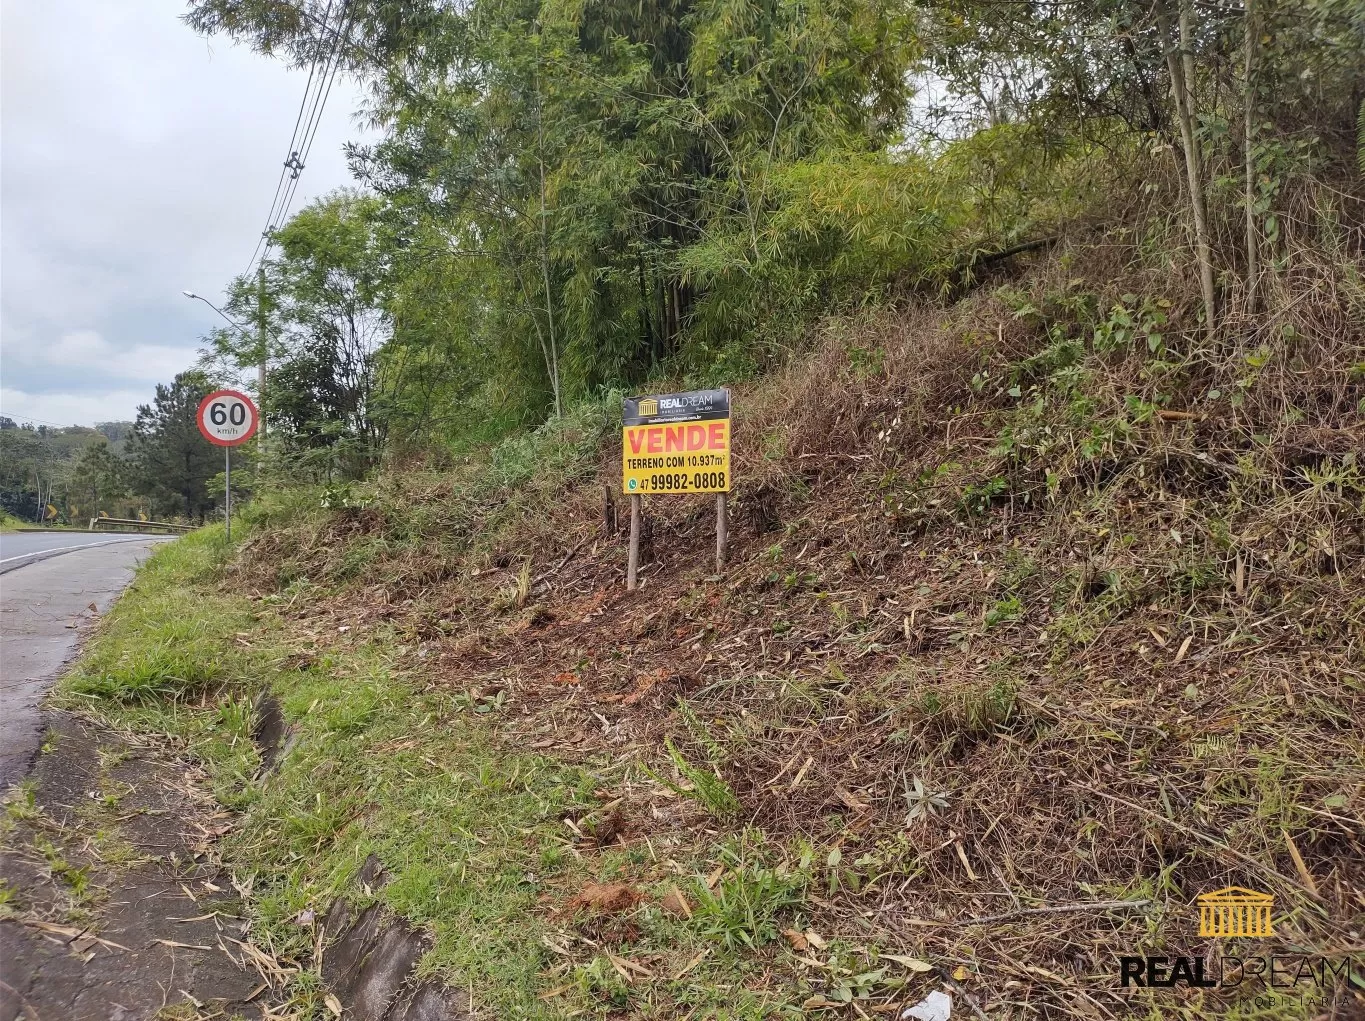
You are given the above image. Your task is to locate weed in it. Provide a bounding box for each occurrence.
[902,777,949,823]
[35,837,91,897]
[653,738,740,816]
[4,782,41,824]
[572,955,631,1008]
[911,678,1018,741]
[984,594,1024,627]
[958,474,1009,517]
[495,560,532,611]
[962,679,1018,733]
[675,700,728,764]
[690,835,808,951]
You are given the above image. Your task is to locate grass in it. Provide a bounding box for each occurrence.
[0,509,65,531]
[56,528,816,1020]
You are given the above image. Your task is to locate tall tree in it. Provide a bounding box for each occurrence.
[1154,0,1215,341]
[69,439,128,518]
[129,371,221,520]
[219,192,389,480]
[188,0,919,409]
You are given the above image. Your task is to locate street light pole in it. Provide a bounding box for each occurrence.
[183,289,267,441]
[256,267,267,444]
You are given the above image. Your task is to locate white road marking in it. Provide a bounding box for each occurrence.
[0,537,158,564]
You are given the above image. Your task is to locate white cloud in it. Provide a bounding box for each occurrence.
[5,330,199,383]
[0,387,156,428]
[0,0,373,425]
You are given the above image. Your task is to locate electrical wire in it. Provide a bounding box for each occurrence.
[248,1,336,269]
[2,415,80,430]
[270,4,352,235]
[240,0,346,281]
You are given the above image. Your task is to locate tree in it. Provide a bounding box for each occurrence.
[128,371,221,520]
[1153,0,1215,341]
[185,0,1364,455]
[220,192,389,481]
[187,0,920,420]
[95,420,135,450]
[69,439,128,518]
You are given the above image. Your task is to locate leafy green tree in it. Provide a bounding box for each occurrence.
[186,0,1363,454]
[0,425,52,519]
[69,439,128,519]
[188,0,923,426]
[218,192,388,481]
[128,371,221,520]
[0,423,122,522]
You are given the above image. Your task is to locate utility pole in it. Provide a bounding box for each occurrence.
[257,265,268,443]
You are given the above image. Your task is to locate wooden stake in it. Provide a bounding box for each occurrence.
[627,494,642,591]
[715,492,728,572]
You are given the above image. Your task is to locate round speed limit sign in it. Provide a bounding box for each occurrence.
[197,389,259,446]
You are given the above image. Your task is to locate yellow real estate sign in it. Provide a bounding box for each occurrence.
[622,388,731,495]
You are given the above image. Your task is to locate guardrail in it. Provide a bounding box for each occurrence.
[88,517,195,534]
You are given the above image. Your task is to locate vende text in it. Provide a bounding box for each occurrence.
[625,423,727,455]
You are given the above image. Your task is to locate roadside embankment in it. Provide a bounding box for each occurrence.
[28,242,1365,1019]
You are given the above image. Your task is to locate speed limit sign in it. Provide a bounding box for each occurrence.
[196,389,259,446]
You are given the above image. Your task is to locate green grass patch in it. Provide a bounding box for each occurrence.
[55,527,808,1019]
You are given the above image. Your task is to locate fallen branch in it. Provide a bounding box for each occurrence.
[901,898,1152,928]
[21,916,131,952]
[532,533,593,588]
[950,898,1151,927]
[935,964,991,1021]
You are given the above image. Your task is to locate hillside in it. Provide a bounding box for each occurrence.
[8,0,1360,1016]
[48,219,1365,1018]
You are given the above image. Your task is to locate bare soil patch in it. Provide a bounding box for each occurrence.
[0,713,263,1020]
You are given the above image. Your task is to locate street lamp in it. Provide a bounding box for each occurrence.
[183,287,267,440]
[183,290,249,331]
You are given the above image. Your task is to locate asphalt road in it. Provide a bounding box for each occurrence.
[0,534,174,786]
[0,530,163,575]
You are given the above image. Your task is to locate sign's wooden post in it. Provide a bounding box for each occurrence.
[715,493,727,571]
[602,484,616,536]
[627,495,642,591]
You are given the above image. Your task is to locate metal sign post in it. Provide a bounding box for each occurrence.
[196,388,259,540]
[224,449,232,541]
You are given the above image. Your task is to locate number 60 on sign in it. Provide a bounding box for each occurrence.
[196,389,259,447]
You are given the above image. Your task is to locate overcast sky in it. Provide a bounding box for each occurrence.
[1,0,370,427]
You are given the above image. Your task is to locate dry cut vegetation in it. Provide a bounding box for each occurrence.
[59,163,1364,1019]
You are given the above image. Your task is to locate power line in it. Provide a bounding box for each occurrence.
[240,6,331,279]
[271,5,351,236]
[240,0,348,281]
[240,43,320,277]
[2,414,83,429]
